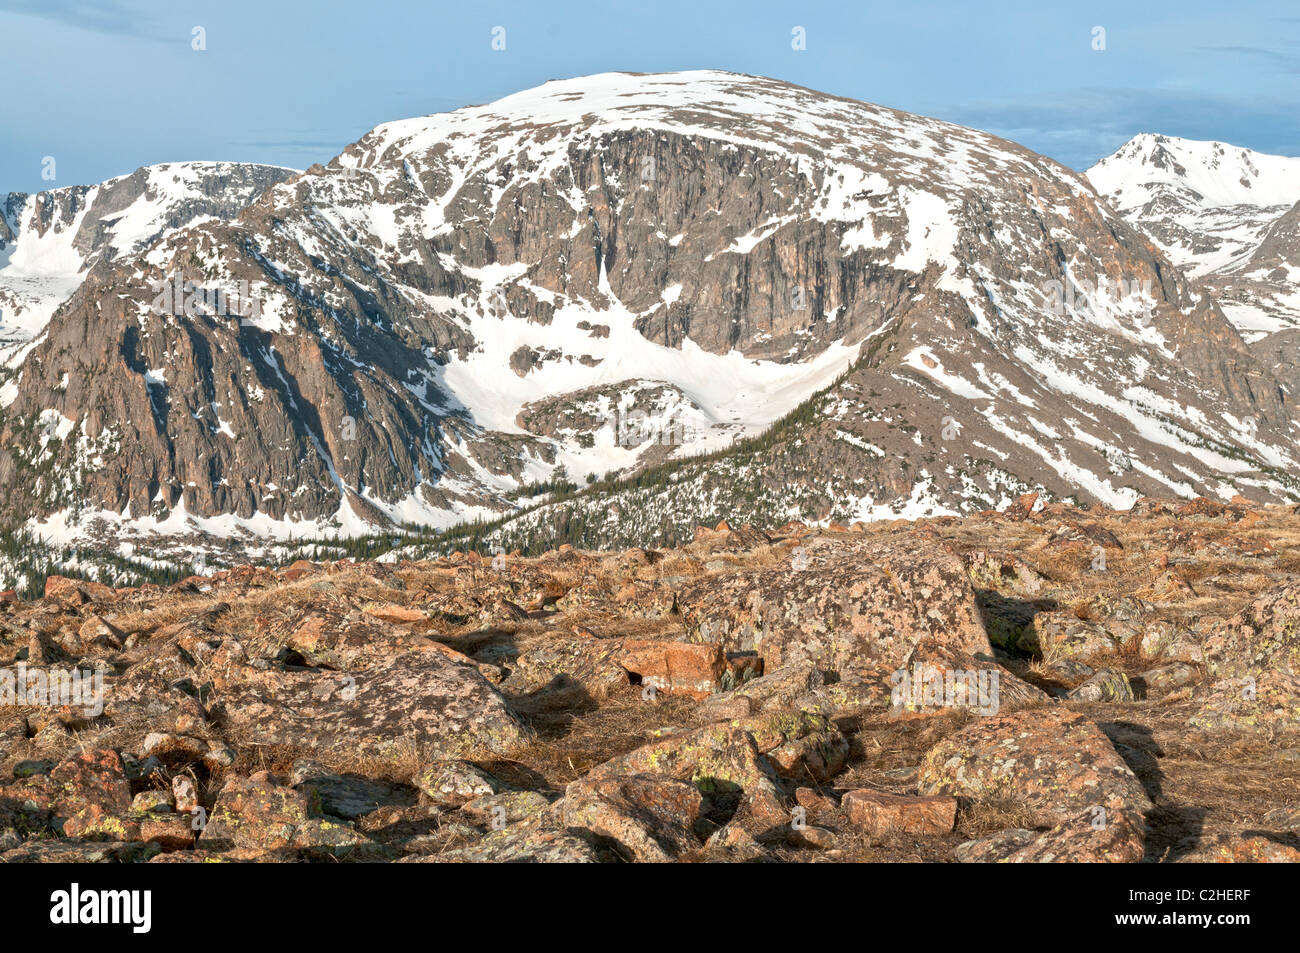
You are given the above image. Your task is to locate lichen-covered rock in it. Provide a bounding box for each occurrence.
[2,748,138,839]
[918,708,1152,825]
[676,535,987,676]
[49,749,133,817]
[197,773,388,860]
[172,775,199,815]
[588,723,787,841]
[1188,670,1300,734]
[102,659,211,732]
[1,497,1298,865]
[1020,613,1121,659]
[678,537,992,675]
[952,827,1037,862]
[428,826,598,863]
[964,550,1045,596]
[0,839,161,863]
[131,790,175,814]
[140,814,197,851]
[1203,583,1300,676]
[289,760,414,819]
[693,660,824,722]
[765,725,850,783]
[1138,621,1205,663]
[1176,832,1300,863]
[461,791,551,828]
[1135,662,1200,694]
[890,642,1046,716]
[955,807,1146,862]
[559,774,703,862]
[797,670,896,716]
[842,788,957,839]
[1067,669,1136,703]
[498,633,631,698]
[279,610,440,668]
[588,723,775,793]
[212,649,532,760]
[414,760,503,807]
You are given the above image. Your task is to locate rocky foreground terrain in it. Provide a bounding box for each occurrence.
[2,493,1299,863]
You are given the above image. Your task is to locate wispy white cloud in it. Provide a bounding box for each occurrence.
[0,0,162,39]
[941,87,1300,171]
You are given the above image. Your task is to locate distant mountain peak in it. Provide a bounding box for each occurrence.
[1088,134,1300,353]
[1088,134,1300,211]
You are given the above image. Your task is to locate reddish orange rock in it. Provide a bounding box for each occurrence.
[725,653,763,683]
[1181,833,1300,863]
[280,559,319,582]
[362,603,430,625]
[1177,496,1227,518]
[141,814,197,851]
[287,615,327,653]
[616,641,726,699]
[794,787,838,813]
[43,575,114,603]
[1007,492,1039,520]
[842,788,957,837]
[43,575,81,601]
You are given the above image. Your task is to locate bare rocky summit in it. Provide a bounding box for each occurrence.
[2,495,1299,863]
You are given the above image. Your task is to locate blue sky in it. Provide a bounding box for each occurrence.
[3,0,1299,192]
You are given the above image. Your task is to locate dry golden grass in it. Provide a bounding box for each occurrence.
[499,685,698,790]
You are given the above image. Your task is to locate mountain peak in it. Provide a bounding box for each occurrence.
[343,70,1040,196]
[1088,133,1300,210]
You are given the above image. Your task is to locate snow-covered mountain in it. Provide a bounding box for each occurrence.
[0,162,297,359]
[1,73,1297,572]
[1088,133,1300,416]
[1087,134,1300,341]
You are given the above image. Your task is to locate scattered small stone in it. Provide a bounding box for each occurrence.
[1067,669,1136,702]
[842,788,957,838]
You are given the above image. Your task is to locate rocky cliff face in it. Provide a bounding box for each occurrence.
[0,162,297,353]
[0,73,1297,564]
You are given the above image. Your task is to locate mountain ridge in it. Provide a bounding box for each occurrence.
[0,161,299,356]
[0,72,1295,585]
